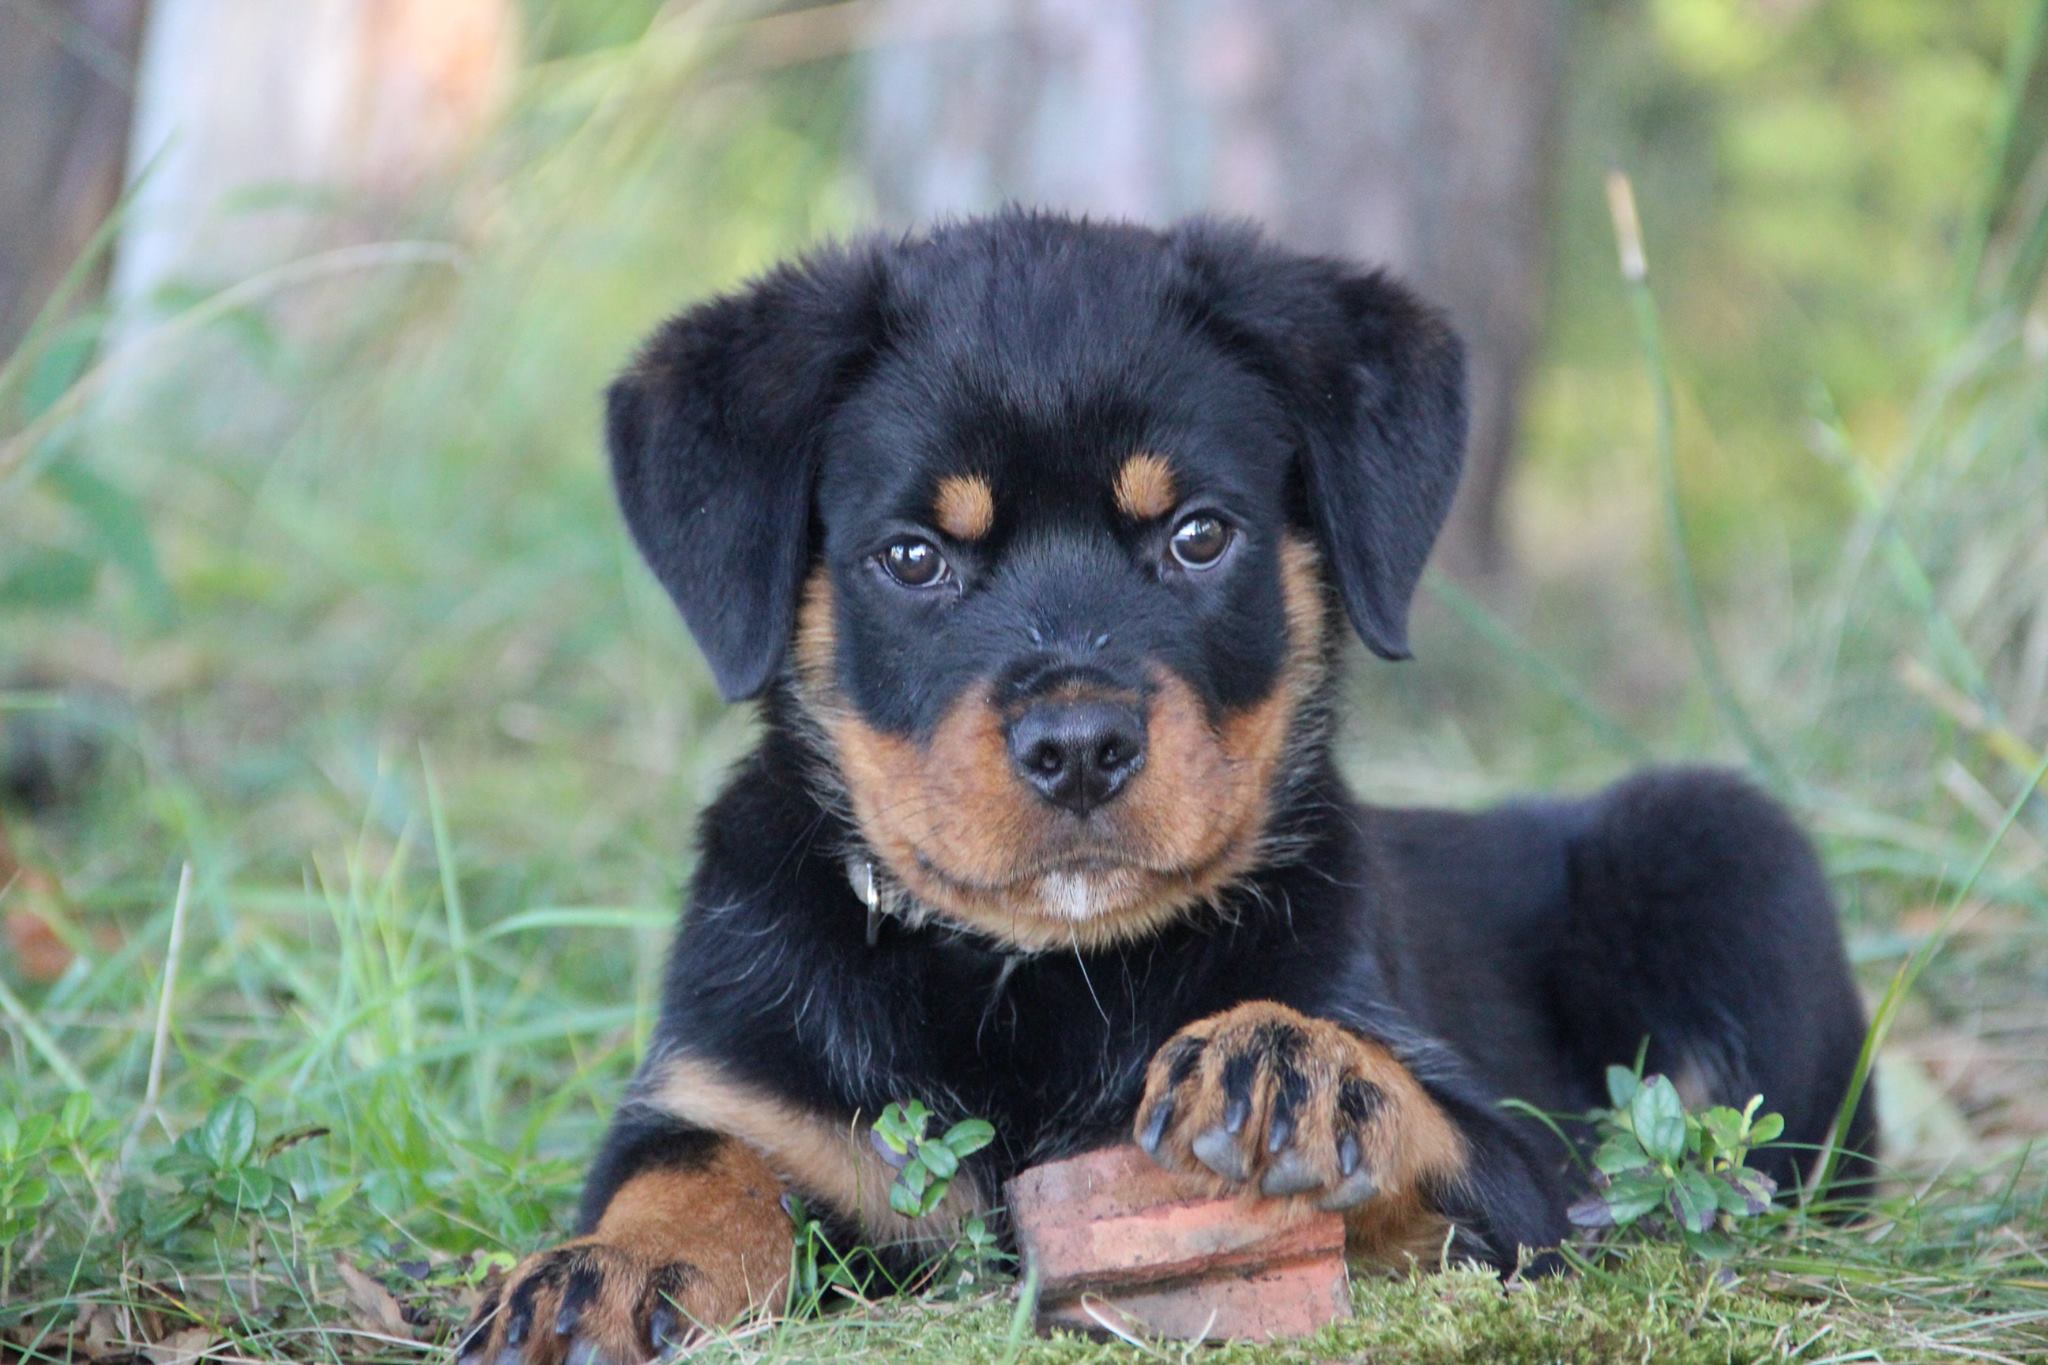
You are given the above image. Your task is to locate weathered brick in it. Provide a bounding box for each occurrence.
[1007,1144,1351,1342]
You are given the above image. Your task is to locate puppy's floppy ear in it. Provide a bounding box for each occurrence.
[607,247,888,700]
[1172,223,1467,660]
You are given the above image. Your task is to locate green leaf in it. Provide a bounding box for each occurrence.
[1670,1169,1720,1234]
[920,1142,959,1180]
[1748,1111,1785,1146]
[0,544,98,613]
[156,1150,213,1185]
[1564,1193,1614,1229]
[941,1119,995,1155]
[1604,1171,1669,1225]
[45,460,176,626]
[59,1092,92,1140]
[1631,1076,1688,1165]
[201,1096,258,1168]
[18,320,97,421]
[1605,1065,1642,1110]
[1717,1165,1777,1216]
[0,1108,18,1154]
[143,1198,204,1243]
[1696,1107,1746,1158]
[1593,1132,1651,1174]
[224,1166,277,1208]
[900,1159,929,1199]
[888,1182,923,1218]
[18,1115,55,1154]
[1686,1229,1739,1260]
[9,1177,51,1210]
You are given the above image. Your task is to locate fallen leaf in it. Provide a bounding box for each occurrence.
[140,1327,214,1365]
[337,1259,413,1338]
[1,818,76,982]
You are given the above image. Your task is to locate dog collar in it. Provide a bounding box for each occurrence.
[846,855,926,946]
[846,856,1029,1020]
[851,857,884,946]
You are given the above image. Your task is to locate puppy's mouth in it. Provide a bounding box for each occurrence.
[914,845,1162,887]
[906,838,1248,929]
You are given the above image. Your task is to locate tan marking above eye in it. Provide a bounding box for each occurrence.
[932,473,995,541]
[1113,452,1178,521]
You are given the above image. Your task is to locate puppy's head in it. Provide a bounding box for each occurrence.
[608,215,1465,950]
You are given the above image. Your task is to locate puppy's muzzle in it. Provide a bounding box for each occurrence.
[1006,698,1146,815]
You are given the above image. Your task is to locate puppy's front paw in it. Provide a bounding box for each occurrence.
[1132,1001,1465,1211]
[455,1142,792,1363]
[454,1240,700,1365]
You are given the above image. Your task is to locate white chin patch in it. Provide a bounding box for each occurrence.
[1038,872,1098,921]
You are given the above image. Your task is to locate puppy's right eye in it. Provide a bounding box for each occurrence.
[879,538,951,588]
[1168,514,1233,569]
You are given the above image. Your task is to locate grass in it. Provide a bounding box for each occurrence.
[4,6,2048,1362]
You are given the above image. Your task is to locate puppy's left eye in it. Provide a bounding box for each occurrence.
[879,537,952,588]
[1168,514,1233,569]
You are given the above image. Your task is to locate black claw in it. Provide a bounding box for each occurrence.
[1266,1108,1295,1153]
[1338,1130,1361,1177]
[454,1306,495,1363]
[1259,1148,1322,1197]
[646,1261,697,1353]
[1219,1049,1259,1131]
[1140,1097,1174,1152]
[650,1303,680,1351]
[1316,1167,1378,1211]
[1191,1126,1249,1180]
[1163,1034,1208,1088]
[503,1312,528,1349]
[491,1349,522,1365]
[1338,1077,1386,1126]
[556,1261,602,1337]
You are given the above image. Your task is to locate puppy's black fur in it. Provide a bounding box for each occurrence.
[461,213,1875,1363]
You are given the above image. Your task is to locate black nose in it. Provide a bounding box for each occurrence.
[1007,699,1147,814]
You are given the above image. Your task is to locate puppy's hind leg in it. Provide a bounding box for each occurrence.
[1550,768,1877,1203]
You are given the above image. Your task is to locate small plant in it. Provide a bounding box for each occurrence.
[870,1100,995,1219]
[125,1096,305,1245]
[928,1211,1011,1296]
[784,1192,877,1313]
[1567,1067,1785,1245]
[0,1092,119,1297]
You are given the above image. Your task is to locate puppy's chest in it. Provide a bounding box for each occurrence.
[881,941,1188,1153]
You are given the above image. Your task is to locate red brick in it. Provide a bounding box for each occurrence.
[1006,1145,1351,1342]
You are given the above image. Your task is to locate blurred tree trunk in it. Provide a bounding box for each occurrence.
[109,0,519,312]
[0,0,149,356]
[863,0,1566,581]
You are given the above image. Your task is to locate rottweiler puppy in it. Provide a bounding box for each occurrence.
[458,212,1875,1362]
